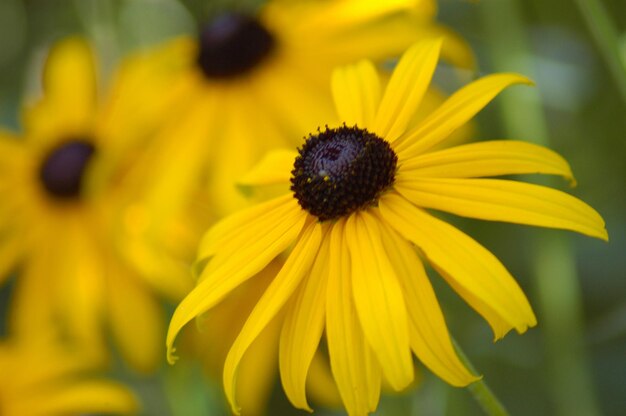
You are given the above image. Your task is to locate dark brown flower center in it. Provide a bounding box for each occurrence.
[291,126,397,221]
[196,12,275,79]
[39,139,95,199]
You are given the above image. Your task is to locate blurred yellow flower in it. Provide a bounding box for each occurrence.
[130,0,473,219]
[166,39,608,415]
[0,37,193,373]
[0,335,138,415]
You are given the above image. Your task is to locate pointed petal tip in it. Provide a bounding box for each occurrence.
[509,73,535,86]
[599,229,609,242]
[450,371,482,387]
[466,373,484,386]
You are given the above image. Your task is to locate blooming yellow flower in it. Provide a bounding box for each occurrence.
[0,335,138,415]
[130,0,473,218]
[0,37,193,373]
[167,39,608,415]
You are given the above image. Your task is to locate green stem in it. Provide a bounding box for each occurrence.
[480,1,602,415]
[452,338,509,416]
[573,0,626,103]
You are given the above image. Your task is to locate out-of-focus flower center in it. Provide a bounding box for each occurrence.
[196,12,275,79]
[291,125,397,221]
[39,139,95,199]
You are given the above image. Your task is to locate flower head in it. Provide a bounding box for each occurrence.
[128,0,473,217]
[167,39,607,415]
[0,37,193,373]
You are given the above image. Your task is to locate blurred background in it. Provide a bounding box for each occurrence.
[0,0,624,415]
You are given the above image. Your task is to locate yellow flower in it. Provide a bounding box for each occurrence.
[167,39,608,415]
[0,335,138,415]
[0,37,192,373]
[130,0,473,218]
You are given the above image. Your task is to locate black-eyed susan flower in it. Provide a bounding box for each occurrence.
[0,334,138,415]
[130,0,473,218]
[166,39,608,415]
[0,37,193,373]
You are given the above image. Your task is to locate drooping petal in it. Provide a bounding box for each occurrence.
[237,149,298,188]
[395,74,533,157]
[331,60,381,128]
[326,219,381,415]
[167,200,306,363]
[395,178,608,240]
[373,39,443,143]
[398,140,575,184]
[379,193,536,339]
[279,226,331,411]
[224,222,323,414]
[235,307,282,416]
[375,214,478,386]
[197,195,294,260]
[201,200,306,275]
[346,212,414,390]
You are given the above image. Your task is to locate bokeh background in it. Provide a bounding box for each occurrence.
[0,0,624,415]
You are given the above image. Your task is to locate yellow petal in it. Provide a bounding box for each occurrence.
[26,37,97,140]
[107,268,163,374]
[0,238,21,286]
[379,193,536,339]
[201,199,306,276]
[289,0,429,35]
[197,195,294,260]
[237,149,298,189]
[326,219,381,415]
[399,140,575,184]
[23,380,138,416]
[375,215,478,386]
[395,178,608,240]
[167,200,306,364]
[57,221,106,349]
[373,39,443,143]
[235,308,282,416]
[306,351,342,409]
[279,227,331,411]
[131,92,217,226]
[331,60,381,128]
[249,57,337,141]
[396,73,533,156]
[0,131,24,166]
[96,37,197,153]
[224,222,323,414]
[9,246,58,342]
[346,212,414,390]
[206,88,295,216]
[427,25,476,70]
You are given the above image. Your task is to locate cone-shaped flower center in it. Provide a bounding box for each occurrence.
[197,12,275,79]
[291,126,397,221]
[39,140,95,199]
